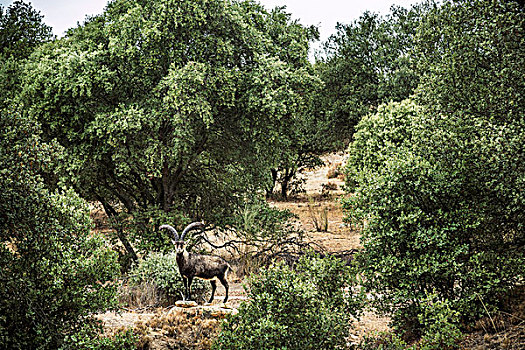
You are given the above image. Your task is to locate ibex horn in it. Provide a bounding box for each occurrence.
[180,222,205,241]
[159,224,179,241]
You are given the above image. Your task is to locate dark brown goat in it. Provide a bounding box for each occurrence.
[160,222,231,303]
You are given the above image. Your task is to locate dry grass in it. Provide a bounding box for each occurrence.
[272,197,361,251]
[326,162,343,179]
[460,287,525,349]
[307,197,329,232]
[137,308,221,350]
[118,282,177,309]
[97,307,234,350]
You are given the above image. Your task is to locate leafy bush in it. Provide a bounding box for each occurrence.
[128,252,209,304]
[0,1,53,109]
[417,294,463,349]
[0,109,120,349]
[357,332,409,350]
[357,295,463,350]
[60,324,138,350]
[214,254,364,350]
[345,0,525,334]
[345,99,422,191]
[345,98,524,332]
[349,1,525,332]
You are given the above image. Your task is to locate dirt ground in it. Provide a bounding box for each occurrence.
[95,152,390,345]
[271,152,360,250]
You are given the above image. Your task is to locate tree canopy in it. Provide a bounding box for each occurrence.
[315,2,433,145]
[0,0,53,107]
[21,0,318,256]
[0,0,53,59]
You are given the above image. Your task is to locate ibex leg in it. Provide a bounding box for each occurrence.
[187,276,193,301]
[208,280,217,304]
[182,277,188,301]
[218,275,229,303]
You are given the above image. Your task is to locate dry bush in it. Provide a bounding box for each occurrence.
[307,197,329,232]
[192,201,320,279]
[322,181,338,191]
[133,308,222,350]
[469,287,525,334]
[231,235,315,278]
[118,282,175,309]
[327,162,342,179]
[459,286,525,350]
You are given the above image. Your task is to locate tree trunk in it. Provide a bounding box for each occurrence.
[280,169,290,200]
[96,195,138,262]
[266,168,279,198]
[280,167,297,200]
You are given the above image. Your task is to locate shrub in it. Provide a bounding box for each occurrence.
[227,199,306,277]
[345,99,422,192]
[357,332,409,350]
[290,2,525,336]
[417,294,463,349]
[307,197,329,232]
[0,109,120,349]
[128,252,210,305]
[59,324,138,350]
[357,295,463,350]
[345,98,524,332]
[326,164,342,179]
[214,254,364,350]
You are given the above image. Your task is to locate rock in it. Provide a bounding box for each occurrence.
[175,300,198,308]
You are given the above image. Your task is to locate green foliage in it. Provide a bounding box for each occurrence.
[316,3,432,145]
[19,0,319,257]
[345,99,524,330]
[214,255,364,350]
[0,1,53,107]
[264,63,327,199]
[129,252,209,303]
[357,295,463,350]
[120,207,187,254]
[0,0,53,59]
[345,1,524,332]
[345,99,422,191]
[233,199,296,243]
[0,108,120,349]
[414,0,524,124]
[417,294,462,349]
[60,324,138,350]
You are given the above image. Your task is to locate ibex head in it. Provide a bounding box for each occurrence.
[160,222,205,253]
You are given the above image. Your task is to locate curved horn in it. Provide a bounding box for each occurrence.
[180,222,205,241]
[159,224,179,241]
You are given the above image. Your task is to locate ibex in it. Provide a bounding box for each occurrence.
[160,222,231,304]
